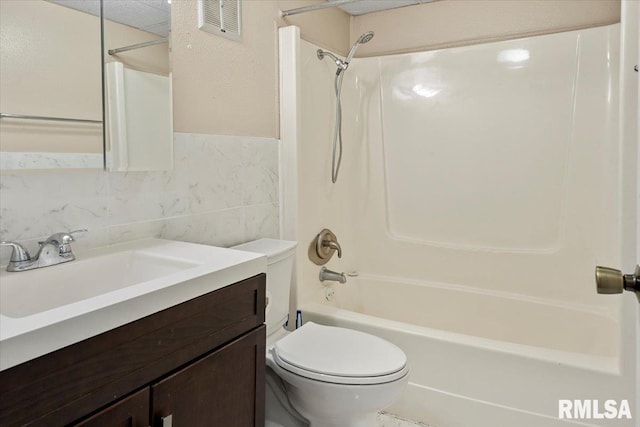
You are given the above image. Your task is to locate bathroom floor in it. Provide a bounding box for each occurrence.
[378,412,430,427]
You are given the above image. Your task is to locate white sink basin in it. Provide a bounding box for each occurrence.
[1,250,199,318]
[0,238,267,370]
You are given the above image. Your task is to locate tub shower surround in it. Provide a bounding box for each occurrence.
[281,23,634,427]
[0,133,279,265]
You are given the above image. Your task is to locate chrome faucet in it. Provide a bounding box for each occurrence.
[1,229,86,272]
[319,267,347,284]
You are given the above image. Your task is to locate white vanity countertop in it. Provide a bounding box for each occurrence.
[0,238,267,371]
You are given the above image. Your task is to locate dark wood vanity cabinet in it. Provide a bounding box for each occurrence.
[151,327,264,426]
[0,274,266,427]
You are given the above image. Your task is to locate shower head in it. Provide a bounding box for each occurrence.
[357,31,375,44]
[317,31,374,75]
[345,31,374,64]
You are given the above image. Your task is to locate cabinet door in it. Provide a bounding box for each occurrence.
[152,326,265,427]
[72,388,149,427]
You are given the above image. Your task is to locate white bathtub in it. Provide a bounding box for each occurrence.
[301,275,631,427]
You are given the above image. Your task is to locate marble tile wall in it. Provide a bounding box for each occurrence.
[0,133,280,265]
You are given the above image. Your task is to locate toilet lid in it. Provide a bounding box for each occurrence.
[273,322,407,381]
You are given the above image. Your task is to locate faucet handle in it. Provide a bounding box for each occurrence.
[0,242,31,262]
[69,229,89,238]
[61,229,87,250]
[41,229,87,256]
[322,239,342,258]
[309,229,343,265]
[59,229,87,244]
[43,229,88,244]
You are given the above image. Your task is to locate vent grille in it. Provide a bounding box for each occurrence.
[198,0,241,41]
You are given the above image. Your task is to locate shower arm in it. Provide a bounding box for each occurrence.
[318,31,374,75]
[317,50,348,71]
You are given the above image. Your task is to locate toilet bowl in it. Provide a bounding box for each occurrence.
[267,322,409,427]
[233,239,409,427]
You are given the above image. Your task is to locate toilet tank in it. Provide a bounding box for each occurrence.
[232,239,297,335]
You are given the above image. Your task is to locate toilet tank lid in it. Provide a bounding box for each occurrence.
[232,239,297,263]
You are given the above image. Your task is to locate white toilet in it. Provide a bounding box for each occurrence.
[233,239,409,427]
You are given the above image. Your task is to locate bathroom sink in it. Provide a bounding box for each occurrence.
[0,238,267,370]
[1,250,199,318]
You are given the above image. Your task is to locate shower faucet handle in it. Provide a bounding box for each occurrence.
[322,239,342,258]
[309,229,342,265]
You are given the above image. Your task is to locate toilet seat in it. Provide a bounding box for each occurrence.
[272,322,409,385]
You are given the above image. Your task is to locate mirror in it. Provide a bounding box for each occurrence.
[0,0,104,170]
[103,0,173,172]
[0,0,172,172]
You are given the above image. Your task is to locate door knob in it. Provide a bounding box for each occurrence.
[595,265,639,302]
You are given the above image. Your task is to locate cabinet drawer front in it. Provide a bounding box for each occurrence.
[0,274,265,427]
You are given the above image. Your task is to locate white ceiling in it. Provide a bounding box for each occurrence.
[47,0,171,37]
[331,0,437,16]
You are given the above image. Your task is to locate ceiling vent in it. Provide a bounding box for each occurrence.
[198,0,241,41]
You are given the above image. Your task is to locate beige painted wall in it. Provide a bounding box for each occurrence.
[3,0,620,145]
[172,0,619,139]
[1,0,620,150]
[278,1,351,56]
[351,0,621,56]
[171,0,350,138]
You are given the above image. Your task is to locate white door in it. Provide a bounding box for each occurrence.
[615,1,639,425]
[635,5,639,421]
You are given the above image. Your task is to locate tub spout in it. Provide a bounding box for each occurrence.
[319,267,347,284]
